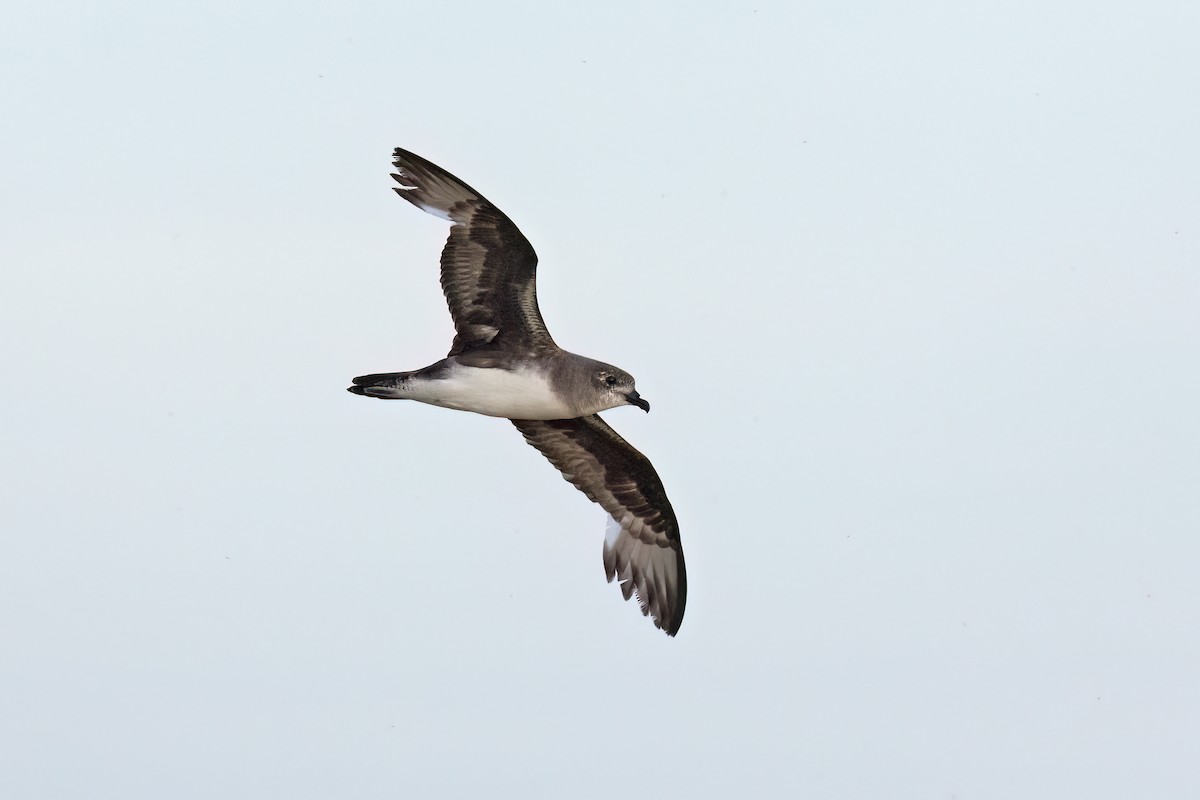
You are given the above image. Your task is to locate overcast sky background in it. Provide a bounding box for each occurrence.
[3,1,1199,797]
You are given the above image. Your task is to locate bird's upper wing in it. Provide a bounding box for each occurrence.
[512,415,686,635]
[390,148,556,357]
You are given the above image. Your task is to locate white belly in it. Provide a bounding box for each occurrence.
[408,363,576,420]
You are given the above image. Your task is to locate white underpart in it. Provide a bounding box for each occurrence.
[405,361,575,420]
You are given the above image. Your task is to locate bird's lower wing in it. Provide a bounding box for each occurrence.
[512,416,686,635]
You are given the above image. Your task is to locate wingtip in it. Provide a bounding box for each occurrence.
[604,543,686,637]
[390,148,436,178]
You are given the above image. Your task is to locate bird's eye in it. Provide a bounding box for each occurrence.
[605,375,617,386]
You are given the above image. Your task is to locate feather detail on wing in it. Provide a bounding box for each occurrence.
[390,148,556,356]
[512,415,687,635]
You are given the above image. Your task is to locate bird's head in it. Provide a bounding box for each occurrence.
[591,364,649,413]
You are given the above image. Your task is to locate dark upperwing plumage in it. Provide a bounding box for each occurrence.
[512,415,687,635]
[390,148,556,357]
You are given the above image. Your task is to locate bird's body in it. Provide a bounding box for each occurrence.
[351,351,639,420]
[349,148,686,635]
[352,357,570,419]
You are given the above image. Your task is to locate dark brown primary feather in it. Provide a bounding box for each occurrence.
[512,415,687,635]
[390,148,557,357]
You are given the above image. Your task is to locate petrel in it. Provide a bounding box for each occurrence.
[348,148,686,635]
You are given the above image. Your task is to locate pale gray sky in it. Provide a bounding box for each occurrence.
[3,1,1199,797]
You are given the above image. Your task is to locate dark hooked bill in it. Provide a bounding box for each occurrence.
[626,390,650,412]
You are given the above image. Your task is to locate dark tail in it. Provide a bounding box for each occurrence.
[347,371,414,399]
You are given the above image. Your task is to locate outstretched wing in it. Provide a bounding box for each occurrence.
[512,416,687,636]
[390,148,556,356]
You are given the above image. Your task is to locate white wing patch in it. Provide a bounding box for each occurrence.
[394,186,455,221]
[604,514,622,548]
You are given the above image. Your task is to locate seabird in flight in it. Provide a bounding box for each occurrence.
[349,148,686,635]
